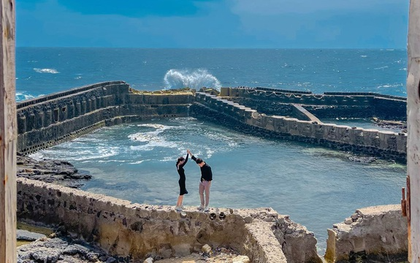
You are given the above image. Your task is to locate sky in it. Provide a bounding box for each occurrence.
[17,0,409,49]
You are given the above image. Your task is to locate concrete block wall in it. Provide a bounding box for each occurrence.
[194,92,407,162]
[221,87,406,120]
[17,178,321,263]
[16,82,193,155]
[373,97,407,120]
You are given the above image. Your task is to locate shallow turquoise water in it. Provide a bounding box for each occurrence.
[33,117,406,254]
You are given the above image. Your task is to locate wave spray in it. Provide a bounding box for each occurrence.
[163,69,221,91]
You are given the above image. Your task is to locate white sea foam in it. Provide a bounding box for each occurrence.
[129,123,180,150]
[204,131,238,148]
[129,160,146,165]
[136,124,166,129]
[29,152,44,160]
[163,68,221,91]
[129,124,175,142]
[97,160,126,163]
[44,147,119,161]
[205,147,215,159]
[72,148,118,161]
[73,136,106,144]
[129,133,161,142]
[161,156,175,162]
[130,139,178,151]
[33,68,59,74]
[16,92,36,102]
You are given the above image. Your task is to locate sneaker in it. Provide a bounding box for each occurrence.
[197,206,204,211]
[204,206,210,212]
[175,206,182,212]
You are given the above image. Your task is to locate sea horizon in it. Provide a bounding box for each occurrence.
[17,47,407,100]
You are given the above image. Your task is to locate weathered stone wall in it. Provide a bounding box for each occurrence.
[17,81,193,155]
[17,178,321,263]
[17,83,406,160]
[325,205,407,262]
[221,87,407,120]
[193,92,407,162]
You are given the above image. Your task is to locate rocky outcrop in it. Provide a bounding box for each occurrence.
[17,224,248,263]
[17,154,91,188]
[17,235,116,263]
[324,204,408,262]
[17,229,46,242]
[273,215,322,263]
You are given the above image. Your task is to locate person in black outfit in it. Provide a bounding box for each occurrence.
[175,151,189,211]
[187,149,212,212]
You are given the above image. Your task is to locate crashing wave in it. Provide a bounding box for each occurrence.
[163,68,221,91]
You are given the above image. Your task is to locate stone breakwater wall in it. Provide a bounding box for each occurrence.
[16,82,406,161]
[325,205,407,262]
[220,87,407,120]
[192,92,407,162]
[17,178,321,263]
[17,81,193,155]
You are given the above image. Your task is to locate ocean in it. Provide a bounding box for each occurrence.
[17,47,408,254]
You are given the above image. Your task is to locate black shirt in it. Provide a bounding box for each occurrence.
[191,155,213,181]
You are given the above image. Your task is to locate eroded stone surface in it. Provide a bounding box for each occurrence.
[17,154,91,188]
[325,204,408,262]
[17,235,116,263]
[154,246,248,263]
[17,229,46,242]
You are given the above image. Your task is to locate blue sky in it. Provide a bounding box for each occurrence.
[17,0,409,48]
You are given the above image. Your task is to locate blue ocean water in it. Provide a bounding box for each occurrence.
[18,48,407,254]
[17,48,407,99]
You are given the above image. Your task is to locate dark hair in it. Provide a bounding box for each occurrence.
[195,158,204,164]
[176,156,185,166]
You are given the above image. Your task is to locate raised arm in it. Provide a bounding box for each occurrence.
[178,152,189,169]
[187,149,197,161]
